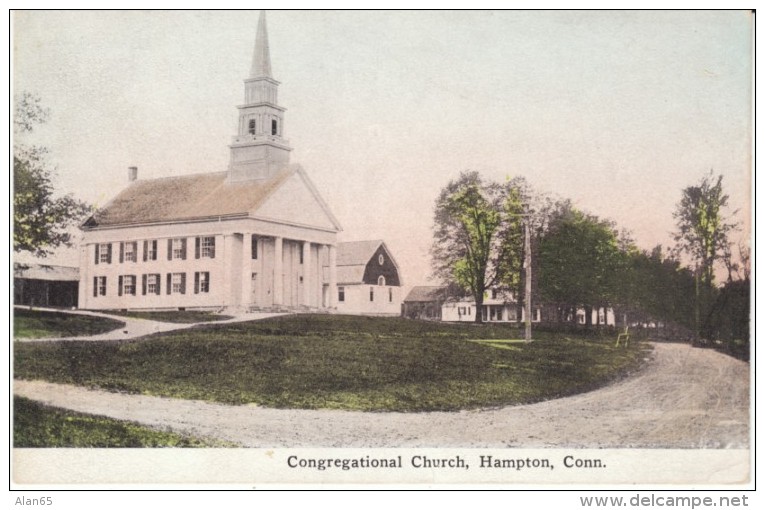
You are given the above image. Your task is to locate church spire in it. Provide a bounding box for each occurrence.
[250,10,272,79]
[228,10,291,182]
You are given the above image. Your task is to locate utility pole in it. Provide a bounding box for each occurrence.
[523,206,532,342]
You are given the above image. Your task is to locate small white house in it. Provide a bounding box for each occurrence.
[441,289,542,323]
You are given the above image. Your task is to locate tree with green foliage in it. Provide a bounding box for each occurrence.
[14,93,91,257]
[431,171,526,323]
[618,245,697,332]
[673,172,738,339]
[538,204,624,326]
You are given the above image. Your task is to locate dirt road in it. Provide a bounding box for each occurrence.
[13,342,749,448]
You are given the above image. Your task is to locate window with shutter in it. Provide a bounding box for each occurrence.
[200,237,215,258]
[98,243,111,264]
[146,274,159,295]
[194,272,209,293]
[93,276,107,297]
[171,239,184,259]
[171,273,185,294]
[121,275,136,296]
[121,242,136,262]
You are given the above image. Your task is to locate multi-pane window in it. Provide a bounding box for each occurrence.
[389,288,393,302]
[173,239,184,259]
[369,287,374,302]
[144,240,158,261]
[97,243,112,264]
[338,286,345,302]
[251,235,258,260]
[93,276,107,297]
[271,119,278,135]
[170,273,185,294]
[248,119,256,135]
[143,274,160,295]
[169,238,187,260]
[195,236,215,259]
[118,275,136,296]
[121,241,137,262]
[194,272,210,294]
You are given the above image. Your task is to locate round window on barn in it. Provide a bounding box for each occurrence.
[378,254,384,265]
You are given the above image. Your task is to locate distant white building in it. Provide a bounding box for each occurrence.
[324,240,403,316]
[77,12,343,311]
[441,288,542,323]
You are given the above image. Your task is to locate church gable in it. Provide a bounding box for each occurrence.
[254,168,340,231]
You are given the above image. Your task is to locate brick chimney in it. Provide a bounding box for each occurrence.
[128,166,138,182]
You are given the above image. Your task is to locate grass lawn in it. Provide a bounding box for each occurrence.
[98,310,233,323]
[14,308,126,339]
[13,396,232,447]
[14,314,651,412]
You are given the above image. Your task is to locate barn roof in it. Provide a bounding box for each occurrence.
[324,240,402,285]
[335,240,385,266]
[403,286,447,303]
[13,263,79,282]
[83,165,296,228]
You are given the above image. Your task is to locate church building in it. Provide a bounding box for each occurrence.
[78,12,343,311]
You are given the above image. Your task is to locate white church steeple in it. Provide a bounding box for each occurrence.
[228,11,291,182]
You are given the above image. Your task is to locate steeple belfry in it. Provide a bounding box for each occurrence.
[228,10,291,182]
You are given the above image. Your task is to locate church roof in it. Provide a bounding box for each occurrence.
[83,165,295,228]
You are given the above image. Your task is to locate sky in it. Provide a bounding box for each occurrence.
[12,10,753,291]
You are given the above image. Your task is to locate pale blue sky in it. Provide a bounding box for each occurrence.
[13,10,752,288]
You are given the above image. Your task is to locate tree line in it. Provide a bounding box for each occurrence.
[431,171,749,354]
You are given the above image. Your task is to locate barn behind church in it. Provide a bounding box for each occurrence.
[324,240,403,316]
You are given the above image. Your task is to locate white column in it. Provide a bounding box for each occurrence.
[78,243,89,309]
[221,235,231,306]
[273,236,283,305]
[241,233,251,306]
[302,241,311,307]
[328,244,337,308]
